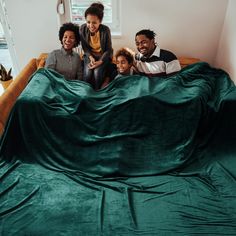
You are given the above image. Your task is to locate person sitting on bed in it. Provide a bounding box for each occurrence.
[134,29,181,77]
[45,22,83,80]
[79,2,114,90]
[114,48,138,79]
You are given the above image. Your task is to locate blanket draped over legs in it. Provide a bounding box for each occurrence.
[0,63,236,235]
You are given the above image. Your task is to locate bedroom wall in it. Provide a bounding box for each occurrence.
[4,0,60,70]
[113,0,228,65]
[214,0,236,83]
[4,0,228,71]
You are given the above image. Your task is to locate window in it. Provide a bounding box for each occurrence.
[69,0,121,36]
[0,1,18,80]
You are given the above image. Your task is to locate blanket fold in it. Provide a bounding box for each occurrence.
[0,62,236,235]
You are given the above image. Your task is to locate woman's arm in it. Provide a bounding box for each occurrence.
[100,25,113,62]
[77,57,83,80]
[79,24,92,58]
[45,51,56,69]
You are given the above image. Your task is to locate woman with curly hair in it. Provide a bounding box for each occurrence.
[45,22,83,80]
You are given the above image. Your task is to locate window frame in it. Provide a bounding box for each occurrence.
[0,0,19,76]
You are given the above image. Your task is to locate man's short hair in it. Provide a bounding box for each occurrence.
[135,29,156,40]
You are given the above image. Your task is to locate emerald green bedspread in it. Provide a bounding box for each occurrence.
[1,62,236,235]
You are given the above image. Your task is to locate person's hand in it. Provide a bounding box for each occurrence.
[89,56,96,66]
[88,60,103,69]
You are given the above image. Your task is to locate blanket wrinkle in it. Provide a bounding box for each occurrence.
[0,62,236,235]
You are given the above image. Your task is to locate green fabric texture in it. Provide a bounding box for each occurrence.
[1,63,236,235]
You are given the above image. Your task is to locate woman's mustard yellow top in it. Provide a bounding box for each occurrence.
[89,31,102,54]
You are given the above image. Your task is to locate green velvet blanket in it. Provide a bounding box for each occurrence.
[1,62,236,235]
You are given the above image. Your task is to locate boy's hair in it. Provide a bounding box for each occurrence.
[115,48,134,64]
[135,29,156,40]
[85,2,104,22]
[59,22,80,47]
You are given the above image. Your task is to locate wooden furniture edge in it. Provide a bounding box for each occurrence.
[0,54,200,136]
[0,58,37,135]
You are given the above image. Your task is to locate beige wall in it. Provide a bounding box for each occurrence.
[4,0,229,71]
[214,0,236,83]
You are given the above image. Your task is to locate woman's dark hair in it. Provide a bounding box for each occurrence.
[135,29,156,40]
[115,48,134,65]
[85,2,104,22]
[59,22,80,47]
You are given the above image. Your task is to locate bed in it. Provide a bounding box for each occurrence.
[0,58,236,235]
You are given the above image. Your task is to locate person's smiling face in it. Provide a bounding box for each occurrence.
[86,14,101,34]
[135,34,155,57]
[62,30,76,51]
[116,55,132,75]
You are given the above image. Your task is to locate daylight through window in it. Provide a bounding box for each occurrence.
[70,0,120,35]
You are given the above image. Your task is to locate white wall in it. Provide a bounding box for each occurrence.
[113,0,228,65]
[5,0,60,69]
[215,0,236,82]
[4,0,229,71]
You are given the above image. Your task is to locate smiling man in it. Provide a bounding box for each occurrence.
[134,29,181,77]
